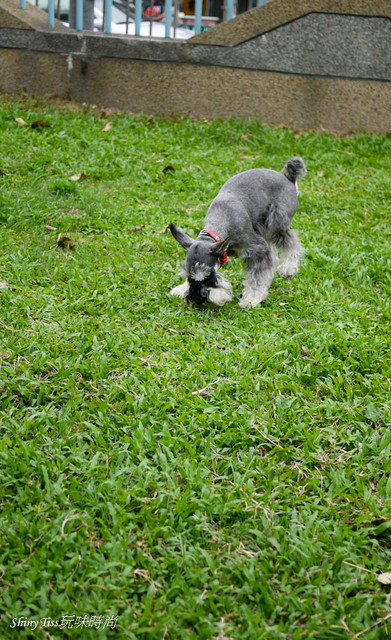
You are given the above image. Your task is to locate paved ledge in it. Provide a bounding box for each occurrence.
[190,0,391,46]
[1,12,391,82]
[0,0,67,30]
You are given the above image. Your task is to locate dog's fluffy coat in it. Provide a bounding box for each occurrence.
[169,157,306,309]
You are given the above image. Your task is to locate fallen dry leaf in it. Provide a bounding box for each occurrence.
[191,386,210,397]
[159,224,170,234]
[191,377,235,396]
[100,108,122,118]
[377,572,391,585]
[0,280,9,289]
[57,234,76,251]
[102,121,113,132]
[301,346,311,357]
[129,225,145,233]
[68,173,87,182]
[31,120,50,128]
[45,224,57,231]
[15,117,27,127]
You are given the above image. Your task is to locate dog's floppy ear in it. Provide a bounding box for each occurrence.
[169,223,194,250]
[212,237,230,256]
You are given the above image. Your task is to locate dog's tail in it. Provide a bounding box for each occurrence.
[283,157,306,183]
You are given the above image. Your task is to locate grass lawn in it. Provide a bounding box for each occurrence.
[0,95,390,639]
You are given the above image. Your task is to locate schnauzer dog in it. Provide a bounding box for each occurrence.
[169,157,306,309]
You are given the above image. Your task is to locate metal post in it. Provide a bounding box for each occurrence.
[126,0,130,34]
[105,0,112,33]
[194,0,202,34]
[48,0,55,26]
[135,0,142,35]
[149,0,154,36]
[75,0,83,29]
[164,0,171,38]
[173,0,178,38]
[225,0,234,21]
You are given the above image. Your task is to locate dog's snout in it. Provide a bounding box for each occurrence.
[186,280,209,305]
[186,272,218,305]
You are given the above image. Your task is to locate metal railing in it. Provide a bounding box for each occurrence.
[19,0,266,36]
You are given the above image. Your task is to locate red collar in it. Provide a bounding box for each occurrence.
[199,229,228,265]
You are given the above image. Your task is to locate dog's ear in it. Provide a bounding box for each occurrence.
[212,237,230,256]
[169,223,194,250]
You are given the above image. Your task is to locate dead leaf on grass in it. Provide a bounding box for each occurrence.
[68,173,87,182]
[129,225,145,233]
[0,280,9,290]
[100,108,122,118]
[102,121,113,132]
[57,234,76,251]
[377,572,391,585]
[45,224,58,231]
[31,120,50,128]
[15,117,27,127]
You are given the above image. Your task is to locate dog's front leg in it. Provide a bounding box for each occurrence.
[239,243,278,309]
[170,280,190,299]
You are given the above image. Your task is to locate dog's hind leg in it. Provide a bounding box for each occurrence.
[273,228,304,279]
[239,241,278,309]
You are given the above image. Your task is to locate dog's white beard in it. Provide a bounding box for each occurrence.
[171,274,233,306]
[208,274,233,306]
[170,280,189,299]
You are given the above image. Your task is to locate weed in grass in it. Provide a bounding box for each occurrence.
[0,95,390,639]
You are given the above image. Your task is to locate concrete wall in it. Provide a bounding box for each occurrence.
[1,0,391,132]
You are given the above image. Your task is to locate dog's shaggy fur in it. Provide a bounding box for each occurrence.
[169,157,306,308]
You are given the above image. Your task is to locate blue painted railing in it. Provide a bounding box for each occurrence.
[19,0,265,36]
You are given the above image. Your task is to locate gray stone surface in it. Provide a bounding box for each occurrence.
[190,0,391,46]
[1,13,391,81]
[231,14,391,80]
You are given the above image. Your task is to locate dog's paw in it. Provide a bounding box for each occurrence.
[278,267,298,279]
[278,261,299,279]
[208,287,233,306]
[239,289,268,309]
[278,246,304,279]
[170,281,189,299]
[238,298,254,309]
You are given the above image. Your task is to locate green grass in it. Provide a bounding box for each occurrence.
[0,95,390,640]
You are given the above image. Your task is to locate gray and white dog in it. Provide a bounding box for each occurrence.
[169,157,306,309]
